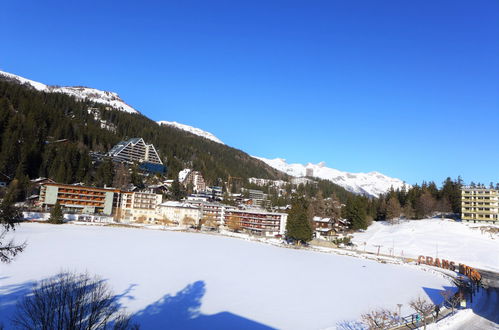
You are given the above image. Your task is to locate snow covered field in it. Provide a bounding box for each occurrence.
[1,223,456,329]
[352,219,499,272]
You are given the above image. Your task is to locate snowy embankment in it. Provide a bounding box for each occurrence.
[352,218,499,272]
[1,223,455,330]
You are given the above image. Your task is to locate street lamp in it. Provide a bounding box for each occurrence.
[397,304,403,323]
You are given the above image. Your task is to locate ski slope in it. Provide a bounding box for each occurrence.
[352,219,499,272]
[0,223,455,330]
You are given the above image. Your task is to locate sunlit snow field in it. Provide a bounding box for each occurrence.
[352,218,499,272]
[1,223,455,329]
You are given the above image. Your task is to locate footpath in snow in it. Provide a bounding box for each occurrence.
[0,223,457,330]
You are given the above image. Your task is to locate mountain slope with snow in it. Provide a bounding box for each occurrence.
[157,121,224,144]
[0,70,407,196]
[0,70,139,114]
[255,157,408,197]
[155,121,407,197]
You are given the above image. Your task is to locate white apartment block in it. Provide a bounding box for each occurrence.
[119,191,163,223]
[461,187,499,223]
[156,201,202,225]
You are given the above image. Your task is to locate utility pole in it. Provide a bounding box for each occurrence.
[374,244,382,256]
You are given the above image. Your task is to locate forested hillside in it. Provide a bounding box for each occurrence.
[0,79,285,191]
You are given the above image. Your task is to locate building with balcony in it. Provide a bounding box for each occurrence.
[119,190,163,223]
[186,200,226,224]
[39,183,120,215]
[312,216,334,239]
[179,169,206,193]
[224,208,287,237]
[461,187,498,223]
[156,201,202,225]
[108,138,163,165]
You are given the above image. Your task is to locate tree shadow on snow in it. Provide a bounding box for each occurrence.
[0,276,138,328]
[133,280,276,330]
[1,277,275,329]
[0,279,36,325]
[422,286,456,305]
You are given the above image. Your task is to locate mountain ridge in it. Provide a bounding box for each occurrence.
[0,70,139,114]
[0,70,407,196]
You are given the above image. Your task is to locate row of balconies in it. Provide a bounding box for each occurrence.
[58,189,106,196]
[462,214,498,220]
[58,194,104,201]
[58,196,105,204]
[62,200,100,207]
[461,209,498,215]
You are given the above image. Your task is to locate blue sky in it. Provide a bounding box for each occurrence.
[1,1,498,185]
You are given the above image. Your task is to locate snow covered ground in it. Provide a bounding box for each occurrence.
[1,223,456,330]
[352,218,499,272]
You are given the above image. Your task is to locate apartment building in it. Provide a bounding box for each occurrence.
[156,201,202,225]
[224,208,287,237]
[186,200,226,224]
[461,187,499,223]
[119,191,163,223]
[179,169,206,193]
[108,138,162,165]
[39,183,120,215]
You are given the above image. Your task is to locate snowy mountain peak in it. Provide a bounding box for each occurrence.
[0,70,140,114]
[255,157,407,197]
[157,121,224,144]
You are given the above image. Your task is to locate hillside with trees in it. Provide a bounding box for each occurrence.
[0,78,285,199]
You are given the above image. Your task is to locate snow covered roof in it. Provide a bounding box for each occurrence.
[158,201,199,209]
[178,169,191,183]
[313,217,331,223]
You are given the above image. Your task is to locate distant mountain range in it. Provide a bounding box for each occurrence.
[0,70,407,197]
[253,157,407,197]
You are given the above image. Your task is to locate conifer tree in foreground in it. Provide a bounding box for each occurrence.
[48,202,64,224]
[0,191,26,263]
[285,197,313,244]
[343,196,369,230]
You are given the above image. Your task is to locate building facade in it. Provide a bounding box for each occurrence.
[461,187,499,223]
[108,138,162,165]
[156,201,202,225]
[39,183,120,215]
[179,169,206,193]
[119,191,163,223]
[224,208,287,237]
[312,216,334,239]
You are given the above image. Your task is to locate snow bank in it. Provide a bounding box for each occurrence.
[0,223,455,329]
[352,219,499,272]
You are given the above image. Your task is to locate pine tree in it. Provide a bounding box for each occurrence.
[285,197,313,243]
[386,196,401,223]
[403,200,415,219]
[343,197,368,230]
[170,179,185,201]
[48,202,64,224]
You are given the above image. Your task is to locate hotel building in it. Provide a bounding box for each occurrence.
[39,183,120,216]
[461,187,499,223]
